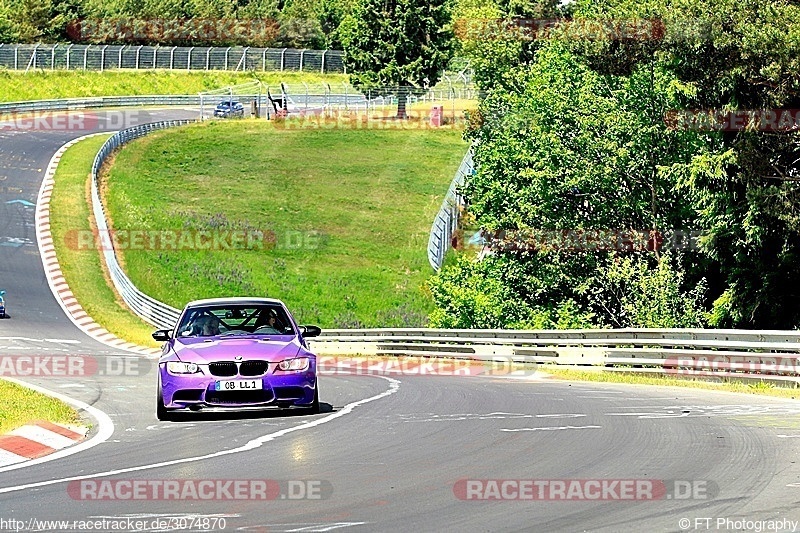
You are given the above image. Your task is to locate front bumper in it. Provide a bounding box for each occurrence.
[160,365,316,410]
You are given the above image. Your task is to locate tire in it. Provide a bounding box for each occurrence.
[309,384,320,414]
[156,379,169,421]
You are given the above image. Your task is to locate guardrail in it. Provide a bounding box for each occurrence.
[90,120,190,329]
[0,95,203,114]
[428,147,473,270]
[307,328,800,385]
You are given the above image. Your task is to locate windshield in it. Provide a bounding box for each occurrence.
[218,101,235,107]
[176,304,294,338]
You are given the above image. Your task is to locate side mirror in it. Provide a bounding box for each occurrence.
[0,291,5,297]
[300,325,321,338]
[152,329,172,342]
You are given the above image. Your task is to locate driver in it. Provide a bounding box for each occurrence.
[199,315,221,336]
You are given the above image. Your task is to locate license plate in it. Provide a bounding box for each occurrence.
[214,379,262,391]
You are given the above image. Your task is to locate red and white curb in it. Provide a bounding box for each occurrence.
[0,420,88,467]
[35,133,160,357]
[0,377,115,473]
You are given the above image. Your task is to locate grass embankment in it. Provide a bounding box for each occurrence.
[101,120,467,327]
[0,381,80,434]
[0,70,348,102]
[50,134,161,348]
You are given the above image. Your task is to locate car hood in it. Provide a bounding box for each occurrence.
[171,337,302,363]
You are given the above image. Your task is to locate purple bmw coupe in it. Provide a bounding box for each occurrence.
[152,297,321,420]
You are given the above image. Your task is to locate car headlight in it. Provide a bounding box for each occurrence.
[278,357,310,371]
[166,362,200,375]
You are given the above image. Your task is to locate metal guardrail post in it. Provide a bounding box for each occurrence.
[236,47,249,71]
[28,43,39,72]
[100,44,107,72]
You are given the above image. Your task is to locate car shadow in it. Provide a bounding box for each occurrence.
[162,402,334,423]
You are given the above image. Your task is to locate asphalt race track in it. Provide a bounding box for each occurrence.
[1,110,800,532]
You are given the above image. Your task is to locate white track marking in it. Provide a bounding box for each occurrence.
[0,376,400,493]
[501,425,602,432]
[284,524,368,532]
[399,412,586,422]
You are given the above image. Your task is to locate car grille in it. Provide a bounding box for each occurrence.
[274,386,305,400]
[205,390,273,405]
[240,361,269,376]
[208,362,237,377]
[208,360,270,377]
[172,389,204,402]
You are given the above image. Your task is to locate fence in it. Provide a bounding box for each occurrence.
[0,43,344,73]
[428,148,473,270]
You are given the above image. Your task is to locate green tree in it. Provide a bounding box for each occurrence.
[429,40,713,329]
[8,0,53,42]
[427,254,596,329]
[0,1,17,42]
[577,0,800,328]
[583,253,708,328]
[341,0,454,118]
[433,0,800,330]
